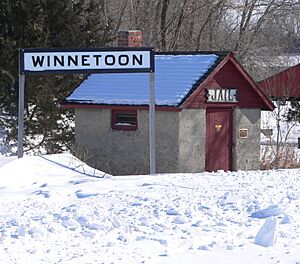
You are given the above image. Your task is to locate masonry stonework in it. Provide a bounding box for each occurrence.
[75,108,179,175]
[178,109,206,172]
[232,109,261,170]
[74,107,262,175]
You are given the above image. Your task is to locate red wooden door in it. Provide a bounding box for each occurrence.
[205,108,232,172]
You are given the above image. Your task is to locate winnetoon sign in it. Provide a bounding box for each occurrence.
[18,47,156,173]
[20,48,154,74]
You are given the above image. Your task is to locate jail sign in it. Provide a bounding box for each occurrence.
[20,47,154,74]
[207,89,237,103]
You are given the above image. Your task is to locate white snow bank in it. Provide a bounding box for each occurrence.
[0,155,300,263]
[0,154,108,187]
[0,155,16,168]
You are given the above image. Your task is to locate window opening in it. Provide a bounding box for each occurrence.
[111,110,137,131]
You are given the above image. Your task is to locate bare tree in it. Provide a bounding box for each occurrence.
[260,68,300,169]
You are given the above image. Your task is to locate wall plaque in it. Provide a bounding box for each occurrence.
[239,128,248,138]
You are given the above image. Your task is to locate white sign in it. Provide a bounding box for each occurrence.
[20,48,154,74]
[207,89,237,103]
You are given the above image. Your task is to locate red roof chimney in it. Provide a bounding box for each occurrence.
[117,30,142,47]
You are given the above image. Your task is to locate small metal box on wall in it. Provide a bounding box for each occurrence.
[239,128,248,138]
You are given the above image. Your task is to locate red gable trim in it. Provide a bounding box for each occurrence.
[258,63,300,98]
[60,103,181,112]
[181,53,275,111]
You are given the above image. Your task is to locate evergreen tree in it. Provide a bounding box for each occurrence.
[0,0,114,154]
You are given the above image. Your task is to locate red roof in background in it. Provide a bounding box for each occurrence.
[258,63,300,98]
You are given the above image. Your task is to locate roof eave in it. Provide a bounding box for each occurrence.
[226,53,275,111]
[60,101,181,111]
[178,52,228,107]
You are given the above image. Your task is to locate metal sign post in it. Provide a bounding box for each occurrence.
[18,47,156,174]
[17,73,25,158]
[149,72,156,174]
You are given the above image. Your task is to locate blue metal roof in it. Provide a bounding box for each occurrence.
[65,54,221,106]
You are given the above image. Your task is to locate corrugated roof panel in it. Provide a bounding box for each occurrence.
[66,54,219,106]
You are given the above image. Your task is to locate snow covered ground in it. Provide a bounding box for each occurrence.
[0,154,300,263]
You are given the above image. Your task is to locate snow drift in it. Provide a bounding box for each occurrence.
[0,154,300,263]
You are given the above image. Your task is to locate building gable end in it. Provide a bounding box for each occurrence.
[181,53,274,111]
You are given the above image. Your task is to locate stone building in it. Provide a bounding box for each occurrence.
[62,47,274,175]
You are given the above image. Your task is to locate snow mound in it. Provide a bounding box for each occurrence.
[0,153,108,187]
[255,217,277,247]
[0,155,300,263]
[250,205,283,219]
[75,190,99,199]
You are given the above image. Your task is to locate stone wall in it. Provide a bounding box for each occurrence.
[232,109,261,170]
[75,108,179,175]
[178,109,206,172]
[74,108,261,175]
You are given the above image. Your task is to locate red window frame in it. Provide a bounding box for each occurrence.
[111,110,138,131]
